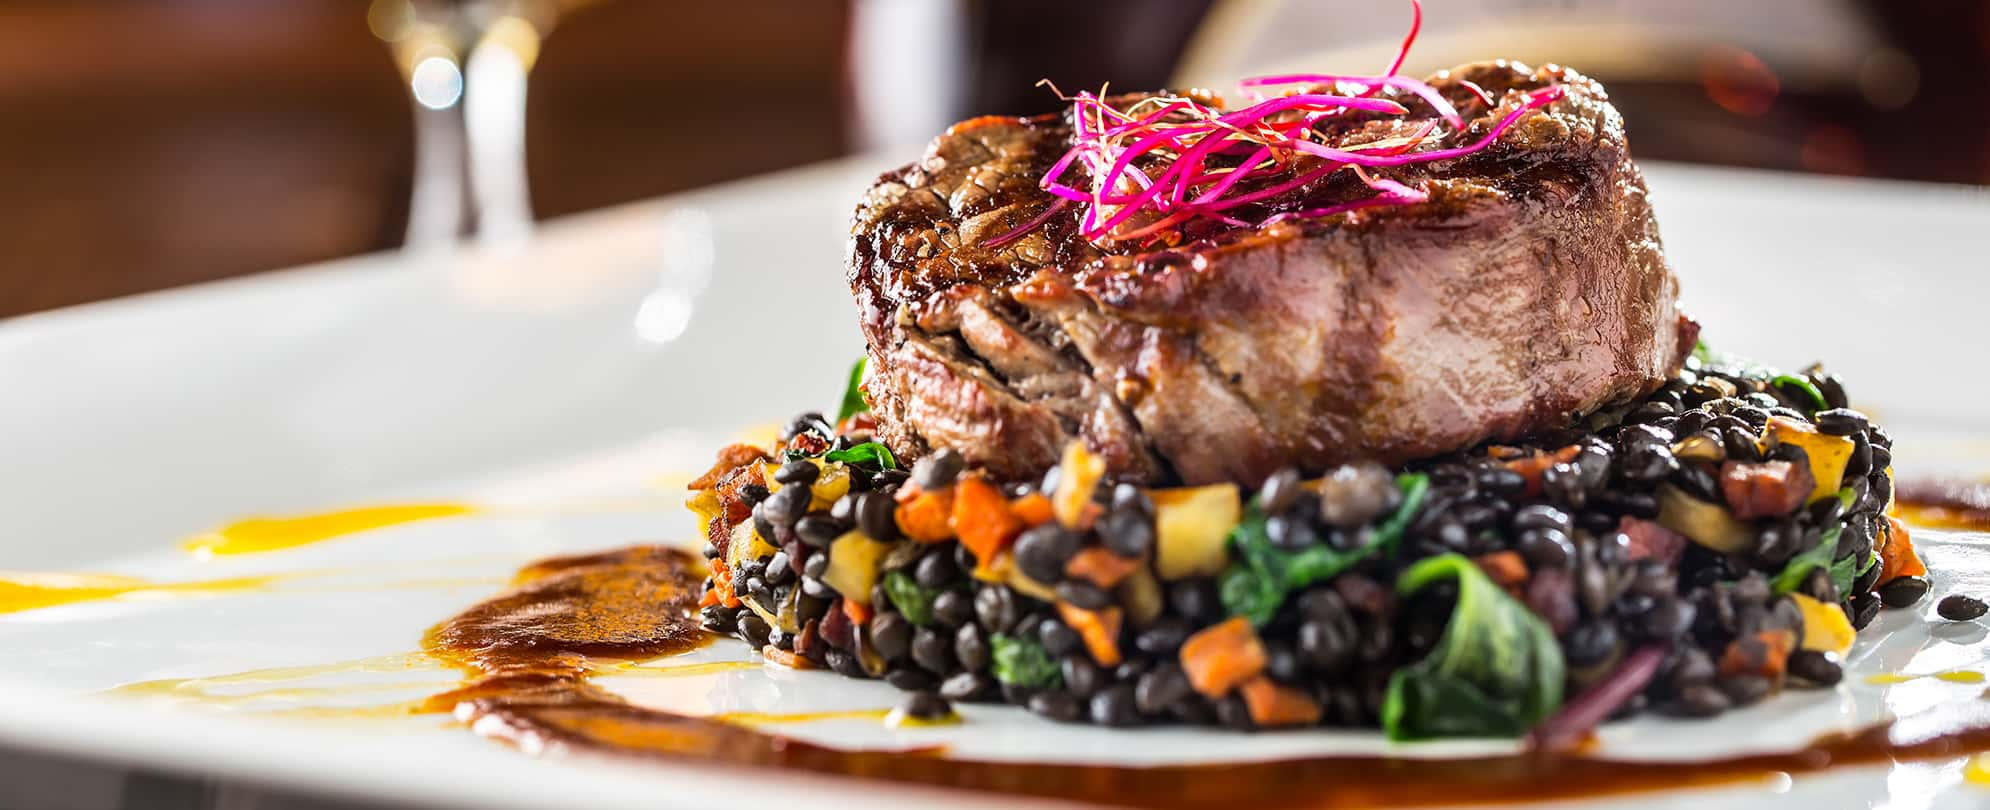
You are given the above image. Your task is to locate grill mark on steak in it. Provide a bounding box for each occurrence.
[851,61,1691,486]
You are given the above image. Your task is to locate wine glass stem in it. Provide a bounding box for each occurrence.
[464,31,536,249]
[404,91,471,251]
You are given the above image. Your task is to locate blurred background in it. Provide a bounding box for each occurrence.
[1,0,1985,318]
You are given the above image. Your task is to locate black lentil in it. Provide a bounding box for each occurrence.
[910,448,966,490]
[899,690,953,720]
[1014,524,1080,583]
[1939,594,1987,622]
[1878,576,1930,608]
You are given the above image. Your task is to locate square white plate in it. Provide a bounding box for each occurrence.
[2,157,1988,810]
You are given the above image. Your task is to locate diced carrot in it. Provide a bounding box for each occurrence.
[1010,493,1055,527]
[1502,446,1580,499]
[707,558,742,609]
[1238,676,1322,728]
[894,487,956,542]
[1179,617,1266,697]
[841,596,872,627]
[1878,515,1927,584]
[1065,547,1140,589]
[761,645,812,669]
[1057,603,1124,667]
[1719,629,1795,683]
[1474,551,1529,589]
[953,477,1023,564]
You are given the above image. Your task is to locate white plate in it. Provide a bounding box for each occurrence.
[1,158,1988,810]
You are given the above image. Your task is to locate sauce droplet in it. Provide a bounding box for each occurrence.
[184,504,477,557]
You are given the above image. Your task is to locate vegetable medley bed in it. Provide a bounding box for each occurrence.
[686,349,1924,743]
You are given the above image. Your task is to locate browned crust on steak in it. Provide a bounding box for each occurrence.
[849,61,1689,486]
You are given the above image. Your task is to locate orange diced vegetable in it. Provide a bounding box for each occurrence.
[1065,547,1140,589]
[1179,617,1266,697]
[1474,551,1529,589]
[841,596,872,627]
[762,645,812,669]
[1057,603,1124,667]
[1719,629,1795,683]
[707,558,742,609]
[894,487,956,542]
[1238,676,1322,728]
[952,477,1023,565]
[1878,515,1927,584]
[1501,445,1581,498]
[1010,493,1056,526]
[1052,440,1106,529]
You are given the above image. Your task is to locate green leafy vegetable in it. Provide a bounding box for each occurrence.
[1219,473,1430,626]
[836,357,869,423]
[824,441,898,470]
[882,569,941,626]
[990,633,1062,689]
[1770,373,1828,412]
[1691,338,1714,366]
[1770,525,1844,594]
[1381,553,1565,741]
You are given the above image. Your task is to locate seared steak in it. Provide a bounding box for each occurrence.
[848,61,1693,487]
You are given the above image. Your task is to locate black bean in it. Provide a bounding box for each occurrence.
[910,449,965,490]
[1296,618,1355,674]
[911,626,955,674]
[869,612,911,662]
[744,577,771,605]
[1849,592,1881,630]
[701,541,721,560]
[953,624,991,673]
[1665,647,1716,689]
[1879,576,1931,608]
[886,667,936,691]
[761,484,812,526]
[1565,620,1620,667]
[1721,427,1763,463]
[1869,443,1892,470]
[1798,564,1838,604]
[1788,650,1844,686]
[1843,432,1873,479]
[1542,462,1586,508]
[1806,496,1846,531]
[739,483,771,506]
[738,613,771,648]
[1134,619,1190,656]
[940,671,996,702]
[1135,664,1193,715]
[774,460,820,487]
[974,585,1017,632]
[1659,684,1731,717]
[1055,580,1112,610]
[1517,527,1575,570]
[1259,467,1305,515]
[1672,409,1713,436]
[1640,598,1696,640]
[1090,685,1143,727]
[1619,444,1679,486]
[779,411,829,442]
[1852,555,1883,595]
[795,515,843,549]
[1318,462,1399,528]
[1721,675,1773,707]
[932,590,974,628]
[854,492,900,540]
[1869,424,1894,449]
[914,551,957,588]
[1039,620,1082,657]
[900,690,953,719]
[1813,408,1868,436]
[1110,483,1155,517]
[826,648,865,679]
[1061,655,1104,698]
[1215,694,1255,730]
[800,576,833,599]
[1099,509,1156,559]
[1675,462,1721,502]
[1939,595,1987,621]
[1512,504,1573,534]
[1168,578,1222,623]
[1265,513,1321,551]
[700,605,737,634]
[1014,524,1080,583]
[1113,658,1151,683]
[1028,691,1084,723]
[1475,466,1527,497]
[764,553,796,587]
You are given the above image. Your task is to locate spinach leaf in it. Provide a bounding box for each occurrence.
[1770,373,1828,412]
[1381,553,1565,741]
[990,633,1062,689]
[882,569,940,626]
[1219,473,1430,626]
[1691,338,1714,366]
[1831,549,1878,597]
[1770,525,1844,595]
[836,357,869,423]
[824,441,898,470]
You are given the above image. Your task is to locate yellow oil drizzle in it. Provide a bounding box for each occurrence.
[0,572,281,614]
[714,708,894,725]
[99,653,455,720]
[1865,670,1987,685]
[184,503,477,557]
[612,660,760,678]
[1969,753,1990,786]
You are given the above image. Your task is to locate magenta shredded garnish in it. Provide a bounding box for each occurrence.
[1524,644,1669,752]
[981,0,1570,248]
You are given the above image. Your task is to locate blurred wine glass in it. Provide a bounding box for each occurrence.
[369,0,599,252]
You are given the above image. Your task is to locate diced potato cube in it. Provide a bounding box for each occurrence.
[1657,485,1754,553]
[822,530,893,605]
[1791,593,1855,657]
[1151,483,1242,579]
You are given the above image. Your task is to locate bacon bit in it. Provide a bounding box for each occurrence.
[1065,547,1142,589]
[792,620,823,661]
[1878,516,1927,584]
[953,477,1024,564]
[1180,617,1267,697]
[1239,675,1323,727]
[786,430,831,458]
[895,487,957,543]
[1474,551,1529,589]
[1719,629,1796,683]
[762,645,812,670]
[1719,459,1815,519]
[1618,516,1687,565]
[1010,493,1056,527]
[1058,603,1125,667]
[688,443,771,490]
[819,600,855,649]
[841,596,873,627]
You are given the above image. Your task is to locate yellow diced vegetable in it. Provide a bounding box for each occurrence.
[1657,484,1753,553]
[725,519,778,573]
[810,462,851,510]
[1765,416,1854,503]
[1791,593,1855,657]
[1151,483,1242,579]
[1053,440,1106,528]
[822,530,893,605]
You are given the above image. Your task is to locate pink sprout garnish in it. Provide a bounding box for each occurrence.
[982,0,1568,248]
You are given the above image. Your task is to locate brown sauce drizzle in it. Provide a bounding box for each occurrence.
[424,545,1990,808]
[1897,478,1990,531]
